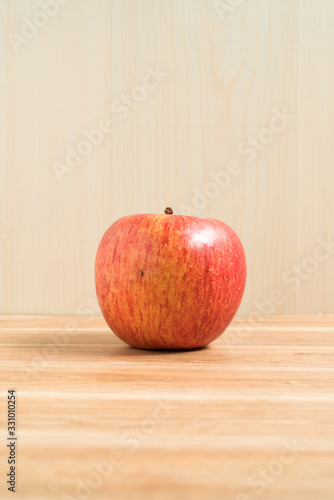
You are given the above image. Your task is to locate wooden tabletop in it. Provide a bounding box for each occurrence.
[1,314,334,500]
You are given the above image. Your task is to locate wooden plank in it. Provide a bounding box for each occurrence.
[0,315,334,499]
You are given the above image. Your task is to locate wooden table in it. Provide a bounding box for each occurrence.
[1,315,334,500]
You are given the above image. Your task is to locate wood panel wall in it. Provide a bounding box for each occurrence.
[0,0,333,315]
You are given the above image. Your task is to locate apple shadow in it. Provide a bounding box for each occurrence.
[124,343,210,356]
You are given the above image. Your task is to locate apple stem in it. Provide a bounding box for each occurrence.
[164,207,173,214]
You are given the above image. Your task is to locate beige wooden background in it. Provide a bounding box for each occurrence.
[0,0,333,316]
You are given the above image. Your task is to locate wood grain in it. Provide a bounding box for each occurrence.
[0,0,333,316]
[0,314,334,499]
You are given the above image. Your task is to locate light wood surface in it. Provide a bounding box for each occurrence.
[1,0,334,316]
[1,314,334,499]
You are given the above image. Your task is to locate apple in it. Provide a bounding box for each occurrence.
[95,208,246,350]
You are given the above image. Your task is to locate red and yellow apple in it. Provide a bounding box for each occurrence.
[95,208,246,349]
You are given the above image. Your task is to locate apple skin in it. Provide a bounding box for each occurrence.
[95,211,246,350]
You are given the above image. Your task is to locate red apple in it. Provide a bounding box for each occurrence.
[95,208,246,350]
